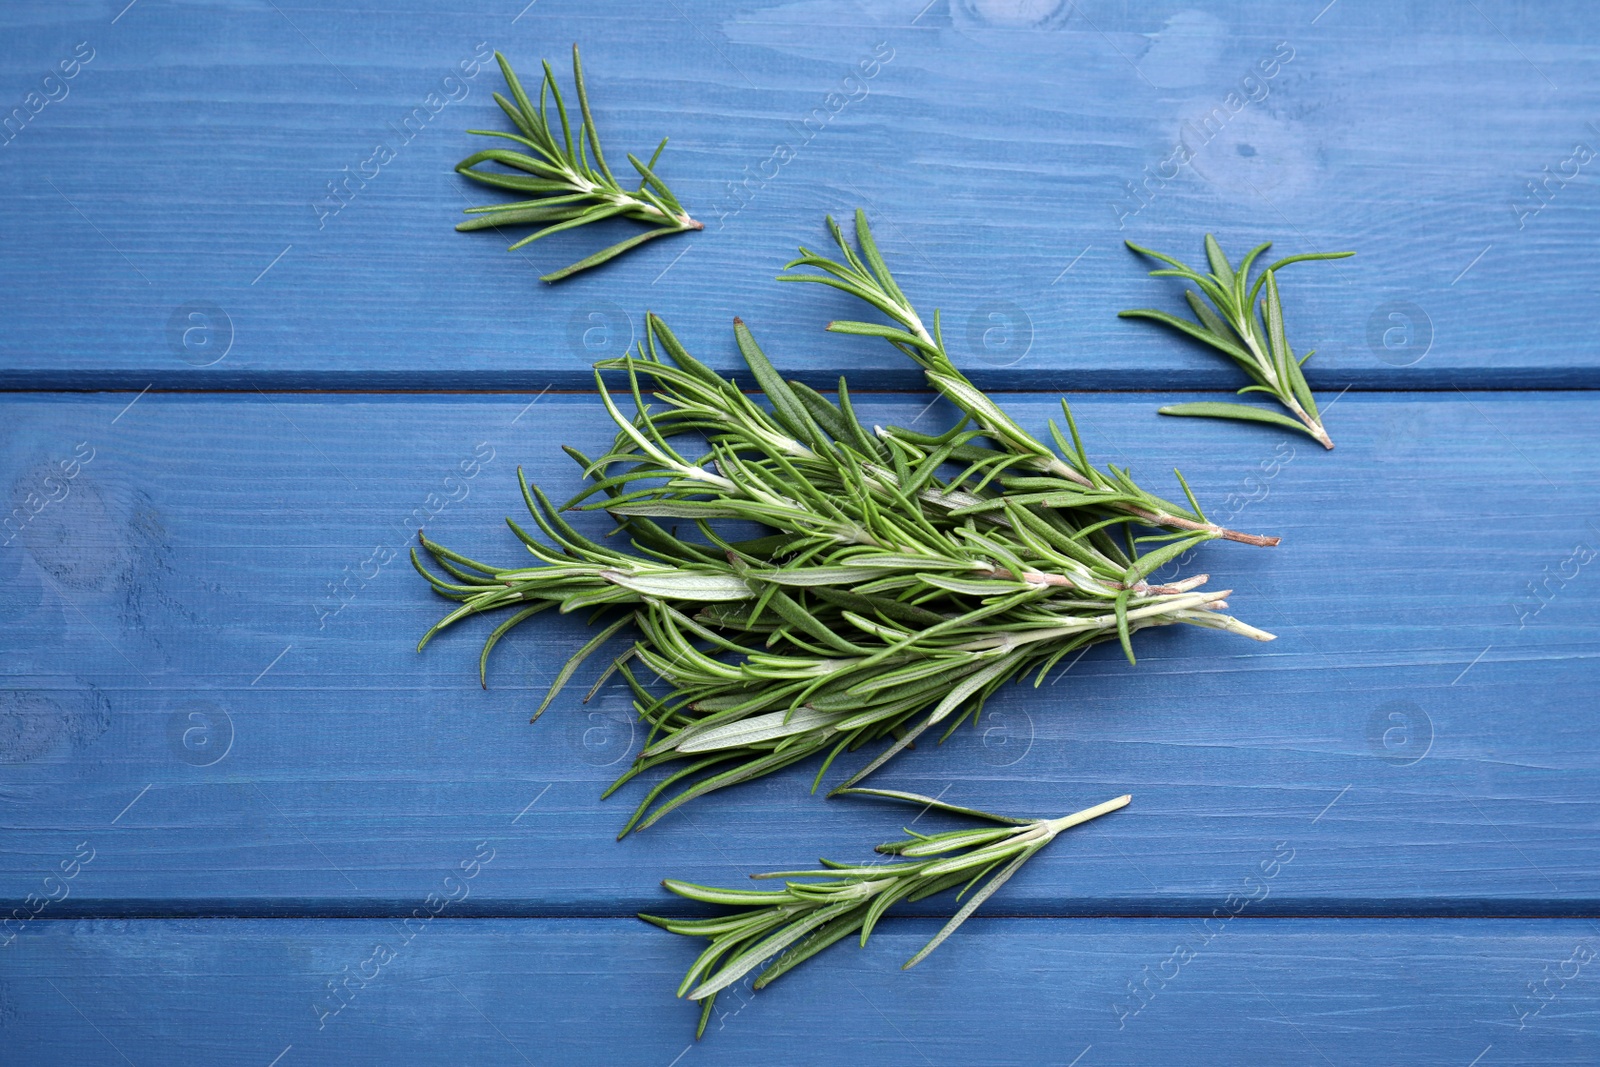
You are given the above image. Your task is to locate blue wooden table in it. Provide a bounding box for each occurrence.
[4,2,1598,1063]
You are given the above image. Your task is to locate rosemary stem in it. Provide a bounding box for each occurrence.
[1045,793,1132,835]
[1112,498,1272,546]
[1242,331,1331,449]
[942,591,1245,654]
[1282,394,1334,450]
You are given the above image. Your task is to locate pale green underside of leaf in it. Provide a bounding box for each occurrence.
[674,706,845,753]
[1157,402,1314,435]
[600,570,753,601]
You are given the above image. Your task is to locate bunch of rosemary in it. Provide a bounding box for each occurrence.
[414,212,1276,834]
[426,42,1334,1034]
[643,788,1131,1037]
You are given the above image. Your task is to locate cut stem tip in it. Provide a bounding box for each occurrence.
[1218,528,1281,547]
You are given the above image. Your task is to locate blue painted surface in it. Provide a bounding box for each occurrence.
[1,1,1597,389]
[3,1,1599,1062]
[7,918,1600,1065]
[1,390,1597,921]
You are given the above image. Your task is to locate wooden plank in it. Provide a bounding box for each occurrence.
[2,390,1594,914]
[1,1,1596,389]
[5,917,1598,1064]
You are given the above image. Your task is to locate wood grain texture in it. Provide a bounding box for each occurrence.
[5,918,1599,1065]
[6,2,1598,1058]
[3,391,1594,915]
[1,0,1597,389]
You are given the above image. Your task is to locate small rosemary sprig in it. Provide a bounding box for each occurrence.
[779,212,1279,546]
[643,788,1130,1037]
[1119,236,1353,448]
[455,46,701,283]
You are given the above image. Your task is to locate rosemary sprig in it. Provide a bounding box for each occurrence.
[455,46,701,283]
[779,212,1279,546]
[1120,235,1353,449]
[642,788,1131,1038]
[414,311,1273,833]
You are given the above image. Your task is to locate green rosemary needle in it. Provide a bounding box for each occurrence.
[1119,235,1354,448]
[779,212,1280,546]
[455,46,702,282]
[642,788,1131,1038]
